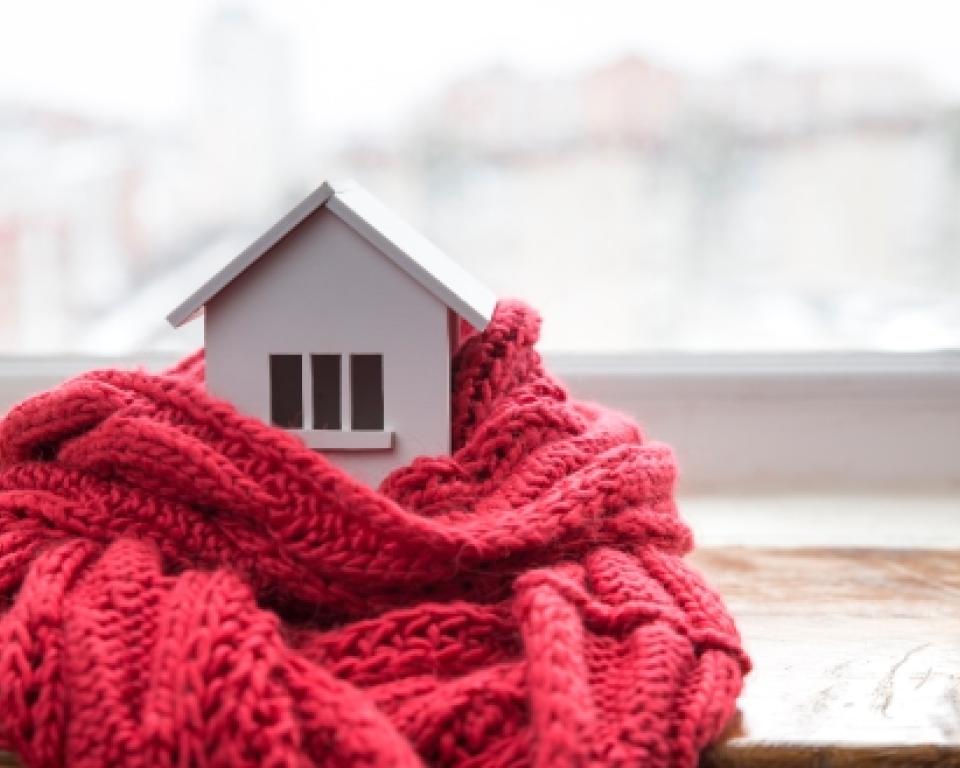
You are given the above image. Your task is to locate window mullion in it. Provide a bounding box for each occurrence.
[301,352,311,431]
[341,353,351,431]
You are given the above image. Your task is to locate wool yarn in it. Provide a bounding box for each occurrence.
[0,300,748,767]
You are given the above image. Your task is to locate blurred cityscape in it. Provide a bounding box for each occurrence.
[2,5,959,353]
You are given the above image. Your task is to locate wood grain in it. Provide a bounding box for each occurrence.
[695,548,960,767]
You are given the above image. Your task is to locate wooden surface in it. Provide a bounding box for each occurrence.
[0,547,955,766]
[695,548,960,767]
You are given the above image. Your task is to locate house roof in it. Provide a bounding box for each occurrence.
[167,179,496,330]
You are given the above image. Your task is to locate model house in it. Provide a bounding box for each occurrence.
[167,179,496,485]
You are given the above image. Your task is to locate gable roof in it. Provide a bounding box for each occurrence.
[167,179,496,330]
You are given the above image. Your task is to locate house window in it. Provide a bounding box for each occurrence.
[270,353,384,432]
[311,354,341,429]
[269,354,303,428]
[351,354,384,430]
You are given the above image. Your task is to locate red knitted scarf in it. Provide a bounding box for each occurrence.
[0,300,748,767]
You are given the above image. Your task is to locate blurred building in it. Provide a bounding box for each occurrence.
[581,55,684,146]
[0,108,146,350]
[695,64,939,139]
[416,66,582,157]
[189,2,300,227]
[0,39,957,353]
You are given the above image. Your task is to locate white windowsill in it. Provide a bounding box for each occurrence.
[681,492,960,549]
[292,428,394,451]
[0,351,957,491]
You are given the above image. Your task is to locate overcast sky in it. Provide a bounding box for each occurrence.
[2,0,959,135]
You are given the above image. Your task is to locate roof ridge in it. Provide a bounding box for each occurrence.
[167,180,495,330]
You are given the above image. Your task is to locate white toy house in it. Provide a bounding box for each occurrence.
[168,180,496,485]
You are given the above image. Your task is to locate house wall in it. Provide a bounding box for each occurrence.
[204,207,451,487]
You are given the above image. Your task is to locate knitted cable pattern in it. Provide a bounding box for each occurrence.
[0,299,748,768]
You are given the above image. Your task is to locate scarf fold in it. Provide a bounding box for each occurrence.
[0,299,748,767]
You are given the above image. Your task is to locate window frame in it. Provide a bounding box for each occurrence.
[0,350,956,491]
[258,351,392,449]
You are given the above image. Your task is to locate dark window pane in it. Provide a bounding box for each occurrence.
[311,354,341,429]
[269,354,303,428]
[351,354,384,430]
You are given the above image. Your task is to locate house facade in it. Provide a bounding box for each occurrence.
[168,180,495,486]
